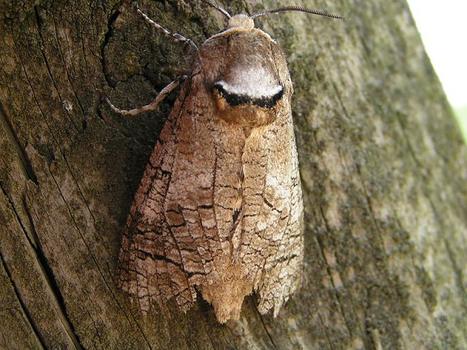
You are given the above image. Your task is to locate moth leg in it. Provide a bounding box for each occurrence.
[105,77,183,117]
[134,4,198,51]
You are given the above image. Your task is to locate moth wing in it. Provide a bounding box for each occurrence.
[118,84,220,312]
[249,113,304,316]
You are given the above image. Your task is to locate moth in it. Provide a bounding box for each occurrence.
[107,2,342,323]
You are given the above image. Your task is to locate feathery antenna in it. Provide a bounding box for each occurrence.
[252,6,344,20]
[201,0,231,19]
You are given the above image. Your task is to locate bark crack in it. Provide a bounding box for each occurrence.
[100,6,122,88]
[61,153,100,239]
[254,307,278,350]
[22,197,84,349]
[316,311,336,350]
[317,205,355,338]
[302,129,356,341]
[0,183,83,349]
[33,6,80,133]
[0,250,46,350]
[46,167,154,349]
[0,101,38,184]
[51,13,87,120]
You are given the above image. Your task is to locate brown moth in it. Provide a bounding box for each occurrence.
[107,2,342,323]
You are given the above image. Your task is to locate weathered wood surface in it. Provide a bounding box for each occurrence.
[0,0,465,349]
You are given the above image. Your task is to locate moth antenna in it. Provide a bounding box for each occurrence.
[133,3,198,50]
[251,6,344,20]
[201,0,231,19]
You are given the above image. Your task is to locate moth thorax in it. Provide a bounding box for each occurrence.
[212,64,284,127]
[228,14,254,29]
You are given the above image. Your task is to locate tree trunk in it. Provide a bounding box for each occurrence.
[0,0,465,349]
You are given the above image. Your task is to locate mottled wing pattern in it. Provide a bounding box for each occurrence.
[118,80,215,311]
[251,107,304,316]
[250,45,304,315]
[119,72,303,318]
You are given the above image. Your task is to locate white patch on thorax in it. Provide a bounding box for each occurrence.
[219,66,282,98]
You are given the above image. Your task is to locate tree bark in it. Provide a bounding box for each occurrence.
[0,0,465,349]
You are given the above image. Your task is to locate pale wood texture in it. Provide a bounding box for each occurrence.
[0,0,465,349]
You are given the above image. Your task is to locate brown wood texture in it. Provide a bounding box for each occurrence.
[0,0,465,349]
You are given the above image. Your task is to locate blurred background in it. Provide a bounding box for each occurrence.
[408,0,467,140]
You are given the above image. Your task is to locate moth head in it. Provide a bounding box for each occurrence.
[199,2,343,127]
[202,1,344,27]
[227,14,254,30]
